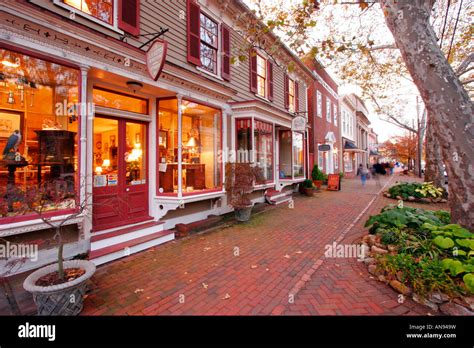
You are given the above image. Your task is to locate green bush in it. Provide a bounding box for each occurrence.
[302,179,314,189]
[388,182,444,199]
[366,205,473,296]
[311,165,327,181]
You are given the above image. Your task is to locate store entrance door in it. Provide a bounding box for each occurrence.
[92,116,149,231]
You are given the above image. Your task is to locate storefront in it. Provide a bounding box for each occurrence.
[343,137,363,178]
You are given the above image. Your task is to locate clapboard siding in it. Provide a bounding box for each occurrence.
[25,0,308,113]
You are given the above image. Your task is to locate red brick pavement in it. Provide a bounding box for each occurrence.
[1,173,449,315]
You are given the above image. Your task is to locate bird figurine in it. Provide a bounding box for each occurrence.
[2,130,22,159]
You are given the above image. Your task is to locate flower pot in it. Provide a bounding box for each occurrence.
[23,260,96,316]
[304,187,314,197]
[234,205,253,222]
[313,180,323,189]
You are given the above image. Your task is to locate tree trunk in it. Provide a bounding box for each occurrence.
[424,113,446,189]
[381,0,474,230]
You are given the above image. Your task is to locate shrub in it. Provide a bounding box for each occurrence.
[302,179,314,189]
[224,163,264,208]
[388,181,444,199]
[311,165,327,181]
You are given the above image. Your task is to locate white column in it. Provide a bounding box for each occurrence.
[177,94,183,198]
[327,142,334,174]
[79,66,89,205]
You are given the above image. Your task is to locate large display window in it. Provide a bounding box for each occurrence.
[279,130,305,179]
[158,98,222,195]
[236,118,273,182]
[0,48,79,217]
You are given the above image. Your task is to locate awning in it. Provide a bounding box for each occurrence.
[370,150,381,156]
[343,139,366,153]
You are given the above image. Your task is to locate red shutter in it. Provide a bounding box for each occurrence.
[118,0,140,36]
[221,24,231,81]
[284,73,289,109]
[249,50,258,93]
[267,60,273,101]
[187,0,201,66]
[295,81,299,112]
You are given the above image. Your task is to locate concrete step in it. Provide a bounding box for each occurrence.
[89,229,174,266]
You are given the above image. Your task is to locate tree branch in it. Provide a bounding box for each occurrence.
[456,52,474,76]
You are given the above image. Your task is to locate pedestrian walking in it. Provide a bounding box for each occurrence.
[372,164,382,188]
[358,164,368,187]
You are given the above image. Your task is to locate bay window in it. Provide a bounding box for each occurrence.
[293,132,304,177]
[158,98,222,195]
[236,118,274,182]
[0,48,79,217]
[254,120,273,181]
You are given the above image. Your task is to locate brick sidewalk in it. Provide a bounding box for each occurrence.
[1,174,448,315]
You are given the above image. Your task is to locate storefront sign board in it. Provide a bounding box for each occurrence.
[146,39,168,81]
[327,174,340,191]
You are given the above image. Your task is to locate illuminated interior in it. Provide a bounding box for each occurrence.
[64,0,113,25]
[0,48,79,216]
[158,98,222,194]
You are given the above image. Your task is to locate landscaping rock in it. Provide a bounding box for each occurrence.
[464,297,474,311]
[363,257,376,265]
[440,302,474,316]
[428,292,450,304]
[374,242,386,249]
[396,195,403,200]
[408,196,415,201]
[378,275,387,283]
[389,280,412,296]
[368,264,384,277]
[386,193,391,198]
[362,235,370,244]
[360,244,370,258]
[440,198,448,203]
[371,245,388,255]
[432,197,442,203]
[420,198,431,203]
[412,294,439,312]
[395,271,404,282]
[366,235,377,247]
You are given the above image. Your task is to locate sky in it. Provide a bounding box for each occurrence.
[242,0,425,142]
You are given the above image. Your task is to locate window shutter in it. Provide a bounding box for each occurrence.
[267,60,273,101]
[187,0,202,66]
[295,81,299,112]
[249,49,257,93]
[284,73,289,109]
[118,0,140,36]
[221,24,231,81]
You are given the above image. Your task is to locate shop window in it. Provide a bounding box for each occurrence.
[256,55,267,98]
[63,0,113,24]
[236,118,252,163]
[318,148,324,168]
[333,104,338,126]
[334,150,338,170]
[293,132,304,177]
[254,120,273,182]
[93,87,148,115]
[0,48,79,218]
[344,152,353,172]
[279,130,292,179]
[158,99,222,195]
[200,13,218,74]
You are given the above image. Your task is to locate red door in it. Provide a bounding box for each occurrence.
[92,116,149,231]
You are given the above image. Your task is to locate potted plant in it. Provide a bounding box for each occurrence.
[225,163,264,222]
[302,179,315,196]
[15,180,96,315]
[311,165,327,189]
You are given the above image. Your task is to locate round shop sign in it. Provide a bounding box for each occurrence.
[146,39,168,81]
[292,116,306,132]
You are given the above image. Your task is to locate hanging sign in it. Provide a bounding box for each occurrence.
[327,174,340,191]
[146,39,168,81]
[291,116,306,132]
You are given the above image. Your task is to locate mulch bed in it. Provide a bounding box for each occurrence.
[35,268,85,287]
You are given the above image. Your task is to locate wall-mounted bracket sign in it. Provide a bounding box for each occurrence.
[291,116,306,132]
[146,39,168,81]
[318,144,331,152]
